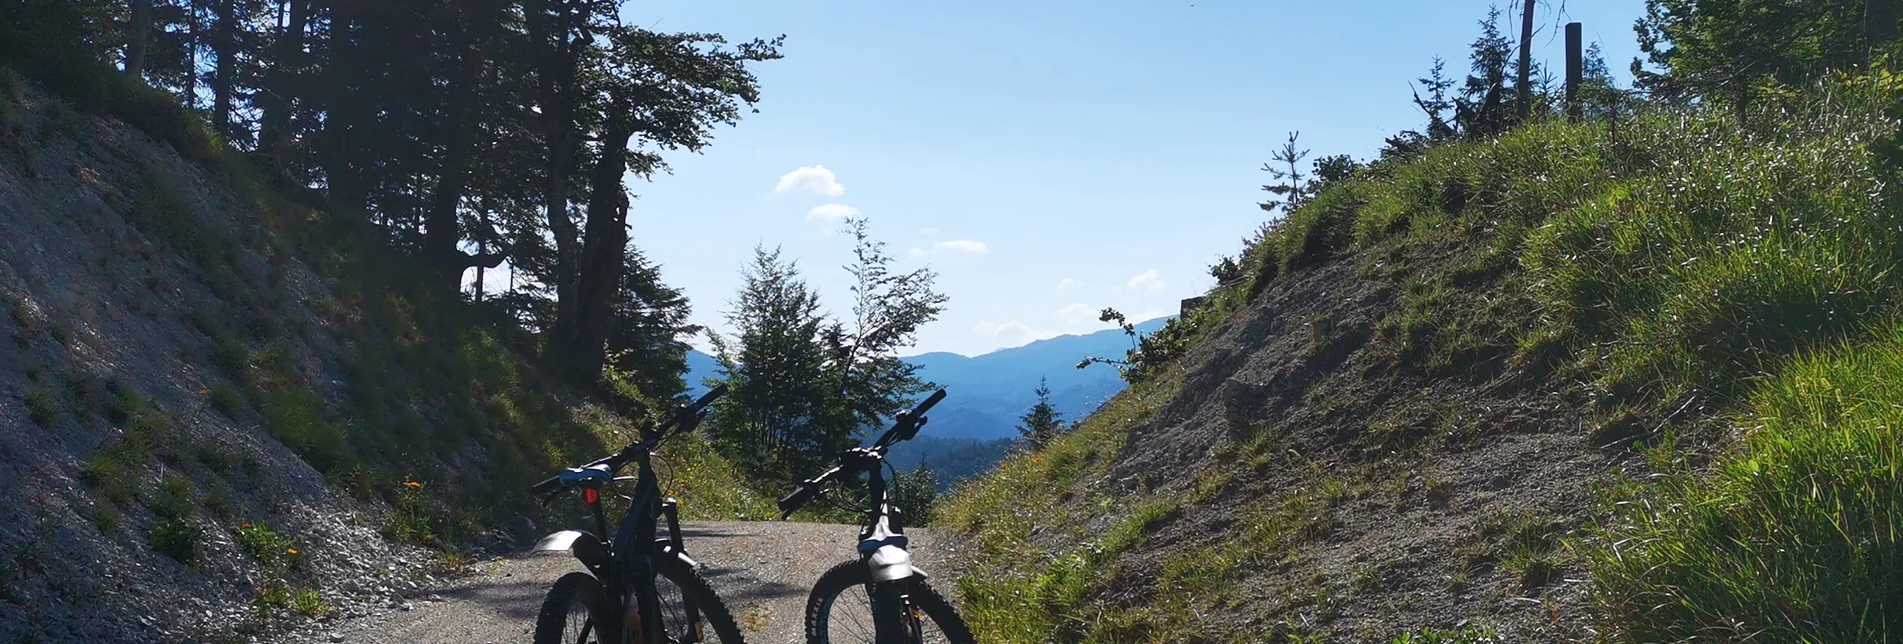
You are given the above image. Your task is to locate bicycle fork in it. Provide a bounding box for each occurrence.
[658,498,704,643]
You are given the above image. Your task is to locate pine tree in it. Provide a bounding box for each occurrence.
[1016,377,1065,449]
[1455,6,1516,137]
[1257,131,1310,215]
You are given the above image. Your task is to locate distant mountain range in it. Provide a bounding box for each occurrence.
[684,315,1174,441]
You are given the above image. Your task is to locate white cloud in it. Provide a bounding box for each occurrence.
[973,320,1066,345]
[775,165,845,196]
[1057,278,1078,290]
[1127,269,1166,292]
[919,227,940,235]
[933,240,988,255]
[806,204,859,224]
[909,239,988,259]
[1057,302,1097,325]
[973,321,1030,337]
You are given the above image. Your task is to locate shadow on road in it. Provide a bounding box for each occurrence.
[435,578,552,622]
[700,565,807,601]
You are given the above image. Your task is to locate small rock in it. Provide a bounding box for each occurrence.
[329,633,344,642]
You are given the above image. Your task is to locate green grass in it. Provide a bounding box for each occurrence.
[236,520,303,576]
[655,431,777,521]
[1587,323,1903,642]
[78,407,175,506]
[147,476,200,564]
[23,386,57,425]
[1391,625,1502,644]
[938,372,1183,643]
[206,381,246,419]
[945,73,1903,642]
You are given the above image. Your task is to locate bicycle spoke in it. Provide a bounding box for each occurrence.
[654,572,699,643]
[566,603,594,644]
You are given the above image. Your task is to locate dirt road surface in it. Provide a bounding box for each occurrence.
[268,521,965,644]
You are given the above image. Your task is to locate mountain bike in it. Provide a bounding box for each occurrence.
[528,385,744,644]
[777,388,976,644]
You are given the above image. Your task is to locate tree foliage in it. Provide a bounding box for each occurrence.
[888,462,940,526]
[1634,0,1875,107]
[9,0,783,404]
[705,220,948,487]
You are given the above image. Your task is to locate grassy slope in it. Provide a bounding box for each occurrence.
[942,72,1903,642]
[0,61,767,558]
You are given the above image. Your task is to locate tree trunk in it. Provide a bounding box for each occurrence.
[183,5,199,107]
[321,2,368,217]
[126,0,151,79]
[1515,0,1535,120]
[531,0,587,358]
[260,0,309,161]
[423,26,486,295]
[568,96,638,380]
[211,0,237,139]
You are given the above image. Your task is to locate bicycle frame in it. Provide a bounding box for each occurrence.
[779,388,950,642]
[533,388,724,644]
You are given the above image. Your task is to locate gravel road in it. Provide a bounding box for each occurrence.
[269,521,965,644]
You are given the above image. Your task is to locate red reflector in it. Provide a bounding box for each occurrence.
[583,488,599,504]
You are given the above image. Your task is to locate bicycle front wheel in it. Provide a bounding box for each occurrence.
[803,559,974,644]
[653,551,747,643]
[534,572,613,644]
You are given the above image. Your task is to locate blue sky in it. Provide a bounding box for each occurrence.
[488,0,1650,358]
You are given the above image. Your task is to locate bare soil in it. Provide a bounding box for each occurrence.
[975,228,1634,641]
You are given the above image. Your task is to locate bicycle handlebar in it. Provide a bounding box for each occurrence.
[908,388,947,418]
[871,388,947,450]
[776,466,842,519]
[780,389,949,518]
[531,384,729,499]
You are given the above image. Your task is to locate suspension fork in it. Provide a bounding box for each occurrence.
[659,497,705,642]
[662,497,687,554]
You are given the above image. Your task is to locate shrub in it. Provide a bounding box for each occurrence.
[207,382,246,419]
[236,521,302,575]
[148,519,198,565]
[23,388,57,426]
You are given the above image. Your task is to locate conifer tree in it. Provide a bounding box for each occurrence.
[1016,377,1065,449]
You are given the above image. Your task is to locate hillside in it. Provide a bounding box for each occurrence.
[941,79,1903,642]
[0,71,764,642]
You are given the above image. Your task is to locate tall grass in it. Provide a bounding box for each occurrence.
[1588,325,1903,642]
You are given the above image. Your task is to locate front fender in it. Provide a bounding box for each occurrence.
[532,530,612,579]
[867,545,927,582]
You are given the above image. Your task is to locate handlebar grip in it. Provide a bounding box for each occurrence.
[777,483,822,518]
[692,384,729,410]
[910,388,947,417]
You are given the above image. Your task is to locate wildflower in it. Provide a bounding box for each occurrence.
[403,481,423,489]
[198,388,210,395]
[287,548,298,556]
